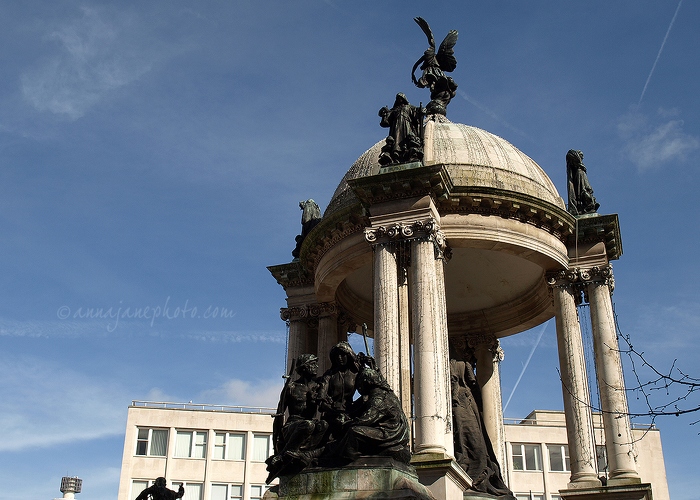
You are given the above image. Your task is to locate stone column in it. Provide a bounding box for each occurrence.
[372,243,401,392]
[434,240,454,456]
[316,302,339,375]
[281,307,308,372]
[546,271,601,488]
[410,220,451,456]
[398,254,413,427]
[472,336,506,470]
[583,266,640,485]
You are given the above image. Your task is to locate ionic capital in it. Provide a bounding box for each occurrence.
[579,265,615,293]
[365,218,440,244]
[280,306,308,321]
[468,334,504,361]
[309,301,339,318]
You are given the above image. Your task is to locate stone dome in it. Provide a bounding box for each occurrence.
[325,119,564,217]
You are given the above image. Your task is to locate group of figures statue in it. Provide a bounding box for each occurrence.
[265,342,411,483]
[378,17,459,167]
[566,149,600,216]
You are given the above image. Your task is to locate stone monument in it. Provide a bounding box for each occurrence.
[268,16,652,500]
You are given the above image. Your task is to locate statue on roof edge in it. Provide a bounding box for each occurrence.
[378,93,425,166]
[566,150,600,216]
[412,17,459,116]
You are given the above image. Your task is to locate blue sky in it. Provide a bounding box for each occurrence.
[0,1,698,499]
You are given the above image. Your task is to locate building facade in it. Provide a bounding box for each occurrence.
[117,402,277,500]
[117,403,668,500]
[504,410,669,500]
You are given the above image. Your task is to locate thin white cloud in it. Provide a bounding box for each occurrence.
[20,6,160,120]
[199,378,283,408]
[0,355,127,451]
[618,108,699,171]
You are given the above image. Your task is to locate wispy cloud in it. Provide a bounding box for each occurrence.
[20,6,161,120]
[199,378,283,408]
[618,107,699,171]
[0,355,127,451]
[639,0,683,104]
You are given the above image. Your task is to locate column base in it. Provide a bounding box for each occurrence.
[559,483,652,500]
[567,472,602,490]
[411,453,471,500]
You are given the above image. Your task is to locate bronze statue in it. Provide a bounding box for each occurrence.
[412,17,458,116]
[292,199,322,259]
[450,360,514,497]
[566,150,600,216]
[318,341,360,441]
[378,93,425,166]
[325,361,411,465]
[266,354,328,483]
[134,477,184,500]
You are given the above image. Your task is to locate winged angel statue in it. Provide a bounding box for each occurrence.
[411,17,458,115]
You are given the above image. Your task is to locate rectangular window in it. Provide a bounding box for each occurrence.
[229,485,243,500]
[514,495,543,500]
[252,434,271,462]
[229,433,245,460]
[210,484,227,500]
[135,428,168,456]
[175,431,207,458]
[131,480,150,500]
[250,485,268,500]
[211,432,245,460]
[548,444,570,472]
[596,445,608,474]
[174,482,202,500]
[511,443,542,471]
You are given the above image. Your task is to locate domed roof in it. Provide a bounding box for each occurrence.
[325,119,564,217]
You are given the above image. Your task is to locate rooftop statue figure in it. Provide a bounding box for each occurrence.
[411,17,459,116]
[134,477,184,500]
[292,199,322,259]
[566,149,600,216]
[378,93,425,166]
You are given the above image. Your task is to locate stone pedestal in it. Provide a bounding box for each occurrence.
[266,460,435,500]
[411,453,471,500]
[559,483,652,500]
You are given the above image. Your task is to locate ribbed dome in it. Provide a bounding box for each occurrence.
[325,119,564,217]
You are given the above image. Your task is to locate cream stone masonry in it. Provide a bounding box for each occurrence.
[371,243,401,392]
[547,271,600,489]
[584,266,640,486]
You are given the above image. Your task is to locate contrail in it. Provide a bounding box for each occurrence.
[457,89,531,141]
[639,0,683,105]
[503,321,548,413]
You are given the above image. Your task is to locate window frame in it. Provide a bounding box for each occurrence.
[172,481,203,500]
[511,443,542,471]
[175,430,208,459]
[212,432,246,461]
[210,483,243,500]
[134,428,168,457]
[547,444,570,472]
[251,433,273,462]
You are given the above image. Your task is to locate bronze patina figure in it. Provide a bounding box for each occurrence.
[412,17,458,116]
[134,477,184,500]
[266,354,328,483]
[566,150,600,216]
[329,363,411,464]
[450,359,514,498]
[292,199,322,259]
[318,341,360,441]
[378,93,425,166]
